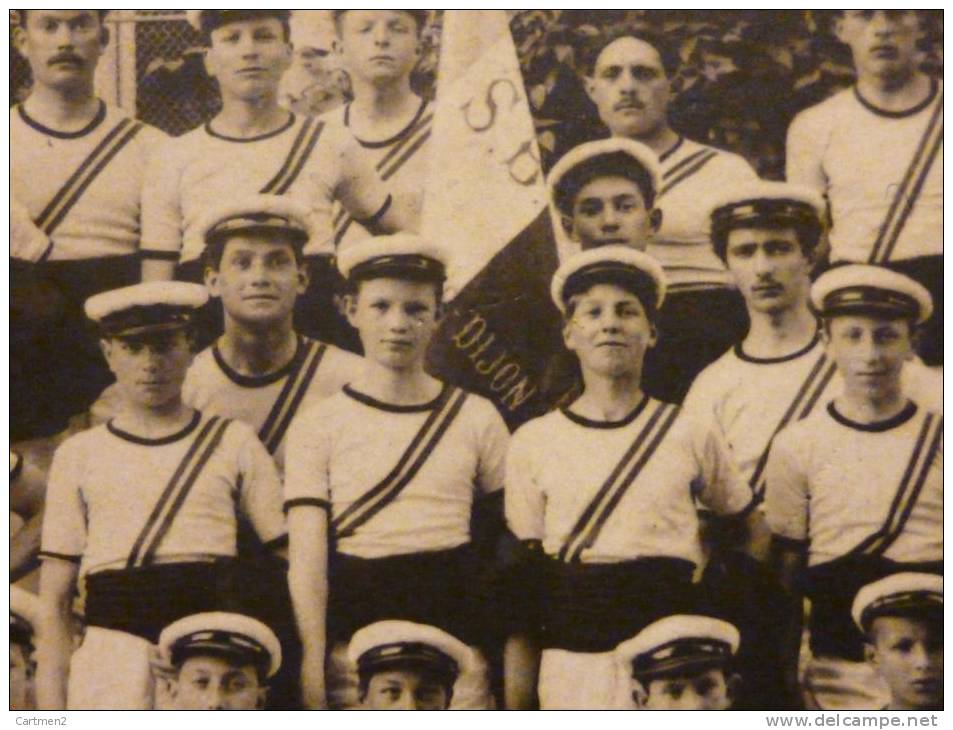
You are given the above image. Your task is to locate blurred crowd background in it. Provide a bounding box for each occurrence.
[11,9,944,181]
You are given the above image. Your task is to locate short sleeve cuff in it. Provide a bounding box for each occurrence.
[283,497,330,514]
[39,550,81,564]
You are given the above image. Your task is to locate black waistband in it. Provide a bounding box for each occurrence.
[805,558,942,661]
[84,560,239,643]
[540,556,696,652]
[328,544,479,644]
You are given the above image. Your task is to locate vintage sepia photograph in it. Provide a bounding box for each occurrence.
[9,9,942,713]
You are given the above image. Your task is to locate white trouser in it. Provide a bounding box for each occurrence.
[538,648,635,710]
[802,656,889,711]
[327,641,494,710]
[67,627,154,710]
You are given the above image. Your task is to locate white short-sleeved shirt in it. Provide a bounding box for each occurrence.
[284,384,508,558]
[765,401,942,567]
[325,99,433,251]
[140,113,384,264]
[183,336,361,474]
[11,101,165,260]
[649,137,758,291]
[786,82,942,263]
[505,397,752,566]
[683,333,942,490]
[40,413,286,577]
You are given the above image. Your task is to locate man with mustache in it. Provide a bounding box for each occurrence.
[11,10,166,441]
[787,11,941,366]
[580,28,758,403]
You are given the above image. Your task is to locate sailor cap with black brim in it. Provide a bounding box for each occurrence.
[551,244,667,315]
[348,620,472,683]
[191,194,312,253]
[337,234,447,285]
[616,615,740,681]
[548,138,661,218]
[85,282,208,338]
[10,586,40,648]
[158,612,282,679]
[852,573,943,634]
[810,264,933,325]
[709,181,825,236]
[186,9,290,37]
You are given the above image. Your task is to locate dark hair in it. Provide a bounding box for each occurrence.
[17,10,109,26]
[554,150,656,216]
[332,10,429,34]
[201,10,292,45]
[579,25,679,79]
[348,275,444,307]
[564,272,659,326]
[202,228,306,271]
[711,216,822,263]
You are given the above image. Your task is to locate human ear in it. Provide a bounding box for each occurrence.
[649,208,662,233]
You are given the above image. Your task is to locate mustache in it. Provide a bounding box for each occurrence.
[49,53,84,66]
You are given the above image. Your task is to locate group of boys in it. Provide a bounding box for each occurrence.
[10,9,942,712]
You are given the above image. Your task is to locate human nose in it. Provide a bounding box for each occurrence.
[373,24,391,47]
[753,248,774,275]
[205,687,228,711]
[600,206,620,230]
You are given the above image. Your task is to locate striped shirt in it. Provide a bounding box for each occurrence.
[648,136,757,291]
[11,101,165,260]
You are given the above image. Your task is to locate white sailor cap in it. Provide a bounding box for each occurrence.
[548,138,661,217]
[186,10,291,37]
[708,181,825,254]
[337,234,447,284]
[10,586,40,648]
[852,573,943,634]
[348,620,472,683]
[616,615,740,681]
[158,612,282,679]
[810,264,933,325]
[85,282,208,338]
[551,244,667,315]
[190,194,312,255]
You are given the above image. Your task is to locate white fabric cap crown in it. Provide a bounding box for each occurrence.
[616,614,740,679]
[337,234,447,282]
[348,620,473,679]
[548,138,660,216]
[852,573,943,633]
[811,264,933,325]
[551,244,667,314]
[85,282,208,337]
[158,611,282,679]
[190,194,313,253]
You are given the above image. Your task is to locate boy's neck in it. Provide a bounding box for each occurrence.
[857,70,933,112]
[742,303,817,359]
[23,85,100,131]
[113,399,195,437]
[352,360,442,406]
[835,385,908,424]
[212,95,288,138]
[349,78,420,131]
[219,323,298,377]
[574,370,646,421]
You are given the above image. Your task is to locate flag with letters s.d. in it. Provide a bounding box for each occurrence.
[423,10,563,430]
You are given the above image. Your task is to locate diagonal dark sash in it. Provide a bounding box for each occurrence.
[558,402,680,563]
[125,417,230,568]
[843,412,942,559]
[34,118,143,236]
[869,92,943,263]
[332,387,468,538]
[658,150,718,198]
[749,353,836,501]
[258,340,327,455]
[333,114,433,244]
[260,117,326,195]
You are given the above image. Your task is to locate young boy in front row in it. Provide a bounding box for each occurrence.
[852,573,942,711]
[154,611,282,711]
[348,620,474,710]
[616,614,741,710]
[285,234,509,709]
